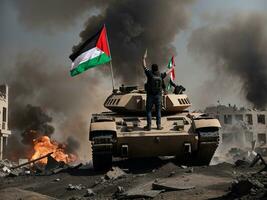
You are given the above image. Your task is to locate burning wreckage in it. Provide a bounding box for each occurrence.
[0,85,79,177]
[0,136,79,177]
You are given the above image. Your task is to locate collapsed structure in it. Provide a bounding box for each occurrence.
[205,104,267,148]
[0,85,11,160]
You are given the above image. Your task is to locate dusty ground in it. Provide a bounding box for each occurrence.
[0,158,264,200]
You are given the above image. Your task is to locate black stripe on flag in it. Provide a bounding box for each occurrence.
[69,28,102,61]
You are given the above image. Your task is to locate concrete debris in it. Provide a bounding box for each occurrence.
[121,189,162,199]
[0,187,58,200]
[0,159,13,168]
[105,167,126,180]
[2,166,11,173]
[0,159,14,177]
[84,188,95,197]
[180,165,188,169]
[18,159,29,165]
[152,178,195,191]
[230,171,267,198]
[186,167,194,173]
[8,170,19,177]
[168,171,175,177]
[119,181,163,199]
[24,170,31,175]
[117,186,125,193]
[54,178,60,182]
[67,184,85,191]
[235,159,250,167]
[100,176,106,183]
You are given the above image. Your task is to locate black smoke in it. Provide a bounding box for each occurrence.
[9,0,108,32]
[6,104,80,161]
[188,14,267,109]
[74,0,194,84]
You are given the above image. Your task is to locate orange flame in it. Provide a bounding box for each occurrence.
[31,136,77,165]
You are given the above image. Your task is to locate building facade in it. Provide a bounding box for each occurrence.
[0,85,11,160]
[205,104,267,148]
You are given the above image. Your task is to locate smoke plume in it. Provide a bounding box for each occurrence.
[74,0,194,84]
[188,14,267,109]
[1,52,108,160]
[9,0,108,32]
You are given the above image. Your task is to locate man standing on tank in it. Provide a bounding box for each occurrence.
[142,49,172,131]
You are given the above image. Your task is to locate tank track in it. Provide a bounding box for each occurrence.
[92,134,114,171]
[196,131,220,165]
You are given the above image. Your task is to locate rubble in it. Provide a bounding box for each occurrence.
[118,181,163,199]
[168,171,175,177]
[67,184,85,191]
[186,167,194,173]
[116,186,125,194]
[84,188,95,197]
[0,159,13,177]
[228,169,267,199]
[105,167,126,180]
[234,159,250,167]
[152,178,195,191]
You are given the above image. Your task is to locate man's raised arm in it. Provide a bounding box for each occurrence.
[142,49,148,69]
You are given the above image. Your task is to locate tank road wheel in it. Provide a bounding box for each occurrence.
[92,151,112,171]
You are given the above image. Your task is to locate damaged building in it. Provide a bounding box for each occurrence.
[205,104,267,148]
[0,85,11,160]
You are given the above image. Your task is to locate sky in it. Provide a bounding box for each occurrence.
[0,0,266,159]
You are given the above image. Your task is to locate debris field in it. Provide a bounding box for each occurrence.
[1,156,267,200]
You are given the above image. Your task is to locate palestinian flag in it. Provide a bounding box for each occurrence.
[167,56,175,91]
[69,25,111,77]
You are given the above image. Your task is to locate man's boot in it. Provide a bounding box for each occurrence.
[144,125,151,131]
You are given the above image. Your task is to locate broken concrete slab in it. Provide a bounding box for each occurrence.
[122,189,162,199]
[152,178,195,191]
[0,187,58,200]
[119,181,163,199]
[105,167,126,180]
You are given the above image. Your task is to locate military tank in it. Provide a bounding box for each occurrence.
[89,85,221,170]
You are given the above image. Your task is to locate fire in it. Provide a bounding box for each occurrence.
[31,135,77,165]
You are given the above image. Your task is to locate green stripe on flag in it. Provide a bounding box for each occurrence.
[70,53,111,77]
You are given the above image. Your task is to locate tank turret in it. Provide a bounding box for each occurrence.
[104,85,191,114]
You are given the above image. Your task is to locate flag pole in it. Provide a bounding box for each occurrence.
[109,60,115,90]
[105,24,115,90]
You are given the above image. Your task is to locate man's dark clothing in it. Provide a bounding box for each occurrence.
[146,94,161,128]
[144,66,166,128]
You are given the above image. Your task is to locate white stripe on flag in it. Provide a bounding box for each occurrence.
[71,47,104,70]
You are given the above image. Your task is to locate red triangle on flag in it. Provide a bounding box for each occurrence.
[96,26,111,57]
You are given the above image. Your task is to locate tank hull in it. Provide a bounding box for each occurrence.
[90,112,220,170]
